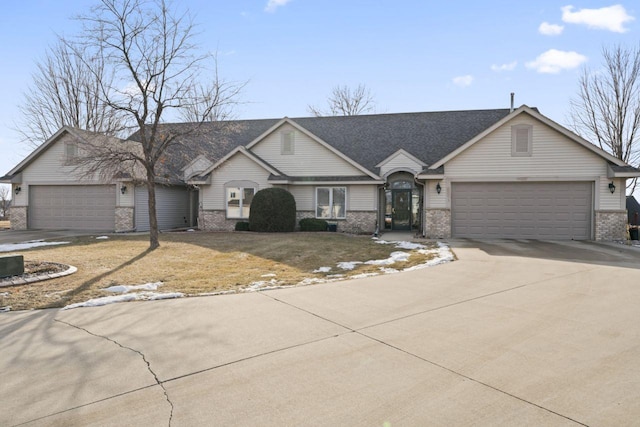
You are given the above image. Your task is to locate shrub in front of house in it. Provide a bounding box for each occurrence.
[235,221,250,231]
[249,188,296,232]
[299,218,328,232]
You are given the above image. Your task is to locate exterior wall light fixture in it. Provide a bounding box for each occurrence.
[15,186,21,195]
[608,181,616,194]
[436,182,442,194]
[121,185,127,195]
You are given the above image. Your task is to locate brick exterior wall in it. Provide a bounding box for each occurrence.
[201,209,376,234]
[595,210,627,241]
[425,208,451,238]
[115,207,135,232]
[343,211,377,234]
[298,211,376,234]
[199,210,238,231]
[9,206,27,230]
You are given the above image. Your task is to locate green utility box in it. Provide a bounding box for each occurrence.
[0,255,24,279]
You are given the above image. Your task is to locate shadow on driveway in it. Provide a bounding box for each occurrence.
[449,238,640,269]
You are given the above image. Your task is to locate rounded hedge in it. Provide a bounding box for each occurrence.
[299,218,328,232]
[249,187,296,232]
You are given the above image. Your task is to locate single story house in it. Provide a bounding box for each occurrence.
[3,105,639,240]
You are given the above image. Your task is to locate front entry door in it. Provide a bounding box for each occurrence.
[392,189,411,230]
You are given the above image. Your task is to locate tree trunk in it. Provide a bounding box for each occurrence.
[146,171,160,250]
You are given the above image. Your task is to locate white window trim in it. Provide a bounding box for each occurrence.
[281,130,295,155]
[511,124,533,157]
[315,186,347,220]
[225,186,255,219]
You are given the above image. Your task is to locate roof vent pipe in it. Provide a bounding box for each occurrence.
[510,92,515,113]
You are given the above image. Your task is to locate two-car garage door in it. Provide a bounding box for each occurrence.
[29,185,116,231]
[451,182,592,240]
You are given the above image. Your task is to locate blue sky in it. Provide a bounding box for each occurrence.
[0,1,637,188]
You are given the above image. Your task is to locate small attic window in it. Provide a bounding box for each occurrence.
[511,125,532,157]
[281,131,294,155]
[65,143,79,159]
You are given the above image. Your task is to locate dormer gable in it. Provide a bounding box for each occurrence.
[376,149,426,178]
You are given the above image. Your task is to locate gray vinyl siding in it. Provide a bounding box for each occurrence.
[135,186,190,231]
[446,115,622,211]
[378,152,424,177]
[251,124,365,176]
[349,185,378,210]
[29,185,116,230]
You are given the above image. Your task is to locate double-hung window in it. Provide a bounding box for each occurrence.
[316,187,346,219]
[227,187,255,218]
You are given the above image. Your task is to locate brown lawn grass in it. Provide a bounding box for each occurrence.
[0,231,441,311]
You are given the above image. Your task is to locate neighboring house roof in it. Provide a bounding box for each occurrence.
[627,196,640,224]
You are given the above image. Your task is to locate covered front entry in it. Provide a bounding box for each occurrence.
[383,172,422,232]
[451,181,593,240]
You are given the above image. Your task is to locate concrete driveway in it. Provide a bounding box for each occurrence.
[2,240,640,426]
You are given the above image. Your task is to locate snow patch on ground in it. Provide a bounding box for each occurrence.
[95,236,109,240]
[63,281,183,310]
[313,266,332,273]
[337,261,363,270]
[261,273,277,277]
[63,292,184,310]
[365,251,411,265]
[103,282,163,293]
[0,240,70,252]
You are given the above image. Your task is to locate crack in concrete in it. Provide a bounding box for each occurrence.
[54,319,174,426]
[260,280,593,427]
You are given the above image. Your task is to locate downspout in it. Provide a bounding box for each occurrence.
[414,174,426,237]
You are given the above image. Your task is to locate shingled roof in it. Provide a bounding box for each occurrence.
[292,109,512,171]
[131,108,512,177]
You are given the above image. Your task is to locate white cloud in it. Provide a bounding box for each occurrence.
[491,61,517,72]
[525,49,587,74]
[539,22,564,35]
[561,4,635,33]
[452,75,474,87]
[265,0,292,13]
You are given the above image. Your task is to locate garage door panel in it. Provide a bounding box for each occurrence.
[29,185,116,231]
[452,182,592,240]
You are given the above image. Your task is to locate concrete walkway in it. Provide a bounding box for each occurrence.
[2,240,640,426]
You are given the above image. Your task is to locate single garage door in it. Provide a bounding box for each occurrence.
[134,185,190,231]
[451,182,592,240]
[29,185,116,230]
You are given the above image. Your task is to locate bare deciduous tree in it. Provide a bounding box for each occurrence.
[0,186,10,219]
[178,56,247,122]
[570,44,640,192]
[308,84,376,116]
[15,40,129,147]
[69,0,244,249]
